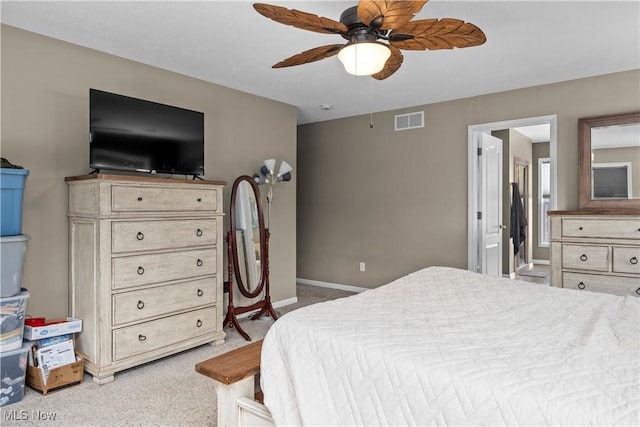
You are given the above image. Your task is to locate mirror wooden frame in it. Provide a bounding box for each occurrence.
[224,175,278,341]
[578,111,640,212]
[230,176,268,299]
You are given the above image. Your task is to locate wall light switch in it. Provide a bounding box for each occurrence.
[359,262,366,272]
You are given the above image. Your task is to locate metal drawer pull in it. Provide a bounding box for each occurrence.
[136,232,144,241]
[578,226,583,230]
[137,197,143,202]
[138,334,147,342]
[578,282,585,290]
[196,228,203,237]
[579,254,588,262]
[137,300,145,310]
[630,256,638,265]
[196,319,203,328]
[197,289,204,297]
[636,287,640,296]
[137,266,145,275]
[196,259,203,267]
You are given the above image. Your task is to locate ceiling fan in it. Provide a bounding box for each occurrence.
[253,0,486,80]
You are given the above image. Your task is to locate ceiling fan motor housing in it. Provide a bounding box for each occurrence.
[339,6,386,43]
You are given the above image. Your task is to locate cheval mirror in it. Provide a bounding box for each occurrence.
[224,175,278,341]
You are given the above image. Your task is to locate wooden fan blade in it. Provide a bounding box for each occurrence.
[253,3,348,35]
[372,45,403,80]
[273,44,345,68]
[357,0,427,30]
[389,18,486,50]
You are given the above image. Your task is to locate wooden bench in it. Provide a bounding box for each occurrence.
[196,340,273,426]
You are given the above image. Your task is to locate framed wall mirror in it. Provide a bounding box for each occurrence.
[224,175,278,341]
[578,111,640,211]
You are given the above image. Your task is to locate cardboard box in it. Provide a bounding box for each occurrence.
[26,354,84,395]
[23,317,82,341]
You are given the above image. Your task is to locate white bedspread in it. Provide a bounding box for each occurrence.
[261,267,640,426]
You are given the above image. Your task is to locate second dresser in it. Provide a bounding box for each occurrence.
[549,211,640,296]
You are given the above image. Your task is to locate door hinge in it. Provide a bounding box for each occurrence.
[477,147,482,156]
[477,211,482,220]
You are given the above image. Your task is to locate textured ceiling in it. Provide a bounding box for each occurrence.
[2,1,639,124]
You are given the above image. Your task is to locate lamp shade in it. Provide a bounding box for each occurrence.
[263,159,276,174]
[279,172,292,182]
[338,42,391,76]
[278,160,293,176]
[252,173,266,185]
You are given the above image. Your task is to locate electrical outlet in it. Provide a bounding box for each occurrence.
[359,262,366,272]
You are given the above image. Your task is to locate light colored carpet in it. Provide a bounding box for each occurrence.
[2,284,355,426]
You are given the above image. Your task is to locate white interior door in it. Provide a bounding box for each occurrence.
[478,133,503,276]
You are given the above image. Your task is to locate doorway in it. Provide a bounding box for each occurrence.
[467,115,557,277]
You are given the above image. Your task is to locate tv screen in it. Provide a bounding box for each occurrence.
[89,89,204,176]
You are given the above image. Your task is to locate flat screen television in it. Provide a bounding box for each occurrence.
[89,89,204,176]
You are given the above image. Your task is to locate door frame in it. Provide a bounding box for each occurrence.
[467,114,558,273]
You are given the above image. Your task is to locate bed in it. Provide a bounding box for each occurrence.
[260,266,640,426]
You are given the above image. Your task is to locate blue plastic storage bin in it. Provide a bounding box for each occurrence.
[0,168,29,236]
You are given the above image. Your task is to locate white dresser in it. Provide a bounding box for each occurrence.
[549,211,640,296]
[66,174,226,384]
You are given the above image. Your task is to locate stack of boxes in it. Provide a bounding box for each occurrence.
[23,317,84,394]
[0,166,31,406]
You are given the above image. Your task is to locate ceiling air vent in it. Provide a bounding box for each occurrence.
[395,111,424,131]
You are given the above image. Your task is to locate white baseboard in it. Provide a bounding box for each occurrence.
[234,279,366,321]
[296,278,368,293]
[273,296,298,308]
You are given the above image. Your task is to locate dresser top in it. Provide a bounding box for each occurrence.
[65,173,226,186]
[549,209,640,216]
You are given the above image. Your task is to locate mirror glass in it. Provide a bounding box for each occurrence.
[578,112,640,210]
[229,176,266,298]
[590,123,640,200]
[234,181,261,291]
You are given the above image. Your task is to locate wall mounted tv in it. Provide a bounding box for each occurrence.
[89,89,204,176]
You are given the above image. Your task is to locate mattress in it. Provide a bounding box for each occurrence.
[261,267,640,426]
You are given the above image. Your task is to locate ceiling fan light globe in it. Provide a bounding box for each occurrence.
[338,42,391,76]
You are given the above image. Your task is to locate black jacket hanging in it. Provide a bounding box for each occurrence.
[510,183,527,255]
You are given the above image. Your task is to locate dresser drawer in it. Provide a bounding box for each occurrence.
[112,278,216,325]
[113,307,216,361]
[613,246,640,274]
[563,272,640,297]
[112,248,216,289]
[562,218,640,240]
[111,185,218,212]
[112,219,217,253]
[562,244,609,271]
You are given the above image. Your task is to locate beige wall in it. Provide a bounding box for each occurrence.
[298,69,640,288]
[1,25,298,317]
